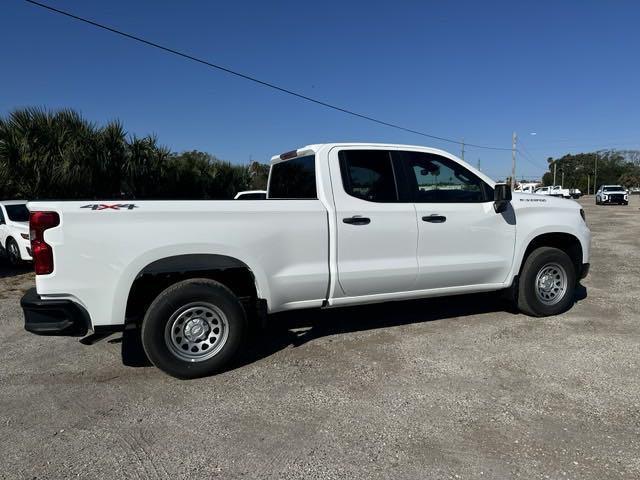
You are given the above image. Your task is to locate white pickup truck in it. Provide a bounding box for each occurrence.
[533,185,571,199]
[22,143,591,378]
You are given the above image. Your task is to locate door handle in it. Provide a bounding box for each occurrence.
[422,214,446,223]
[343,216,371,225]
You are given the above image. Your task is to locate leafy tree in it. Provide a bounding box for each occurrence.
[248,161,270,190]
[619,171,640,189]
[542,150,640,192]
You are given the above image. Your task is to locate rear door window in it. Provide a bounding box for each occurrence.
[268,155,317,199]
[338,150,398,202]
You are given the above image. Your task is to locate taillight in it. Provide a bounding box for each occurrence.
[30,211,60,275]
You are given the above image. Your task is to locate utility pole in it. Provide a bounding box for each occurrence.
[461,138,465,162]
[511,132,517,189]
[587,174,590,195]
[561,170,564,188]
[477,158,481,171]
[594,153,598,193]
[553,162,557,185]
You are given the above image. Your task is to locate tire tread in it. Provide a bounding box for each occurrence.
[141,278,247,379]
[517,246,576,317]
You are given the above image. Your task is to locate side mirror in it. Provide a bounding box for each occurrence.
[494,183,512,213]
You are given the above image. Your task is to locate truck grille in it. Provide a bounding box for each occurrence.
[609,194,624,202]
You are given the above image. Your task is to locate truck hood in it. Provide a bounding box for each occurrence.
[601,189,627,194]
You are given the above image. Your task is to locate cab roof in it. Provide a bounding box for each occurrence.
[270,143,463,163]
[270,142,496,186]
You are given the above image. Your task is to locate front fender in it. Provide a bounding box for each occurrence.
[510,202,591,282]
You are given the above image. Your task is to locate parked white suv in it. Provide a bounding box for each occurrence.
[22,143,591,378]
[595,185,628,205]
[0,201,32,265]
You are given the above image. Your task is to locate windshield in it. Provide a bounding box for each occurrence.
[5,204,29,222]
[603,186,624,192]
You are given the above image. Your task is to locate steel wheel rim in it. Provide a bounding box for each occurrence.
[164,302,229,362]
[534,262,568,306]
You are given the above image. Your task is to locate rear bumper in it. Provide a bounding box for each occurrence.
[21,288,90,336]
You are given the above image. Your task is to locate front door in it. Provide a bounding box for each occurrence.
[394,150,515,290]
[329,148,418,297]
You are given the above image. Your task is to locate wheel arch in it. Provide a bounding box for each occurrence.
[517,232,584,279]
[123,253,268,323]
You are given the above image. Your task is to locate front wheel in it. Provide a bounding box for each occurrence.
[141,279,247,379]
[517,247,576,317]
[6,238,22,266]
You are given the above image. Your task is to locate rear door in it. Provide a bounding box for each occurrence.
[394,150,515,290]
[328,147,418,297]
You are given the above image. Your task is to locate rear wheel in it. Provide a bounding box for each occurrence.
[6,238,21,266]
[141,279,247,379]
[517,247,576,317]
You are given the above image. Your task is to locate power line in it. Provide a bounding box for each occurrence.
[517,140,548,171]
[518,151,547,172]
[23,0,513,151]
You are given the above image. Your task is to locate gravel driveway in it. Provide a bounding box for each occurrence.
[1,196,638,479]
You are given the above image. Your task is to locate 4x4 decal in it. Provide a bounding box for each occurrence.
[81,204,138,210]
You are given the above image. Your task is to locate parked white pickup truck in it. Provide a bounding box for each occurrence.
[22,143,591,378]
[533,185,571,199]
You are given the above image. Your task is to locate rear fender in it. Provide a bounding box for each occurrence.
[112,246,270,326]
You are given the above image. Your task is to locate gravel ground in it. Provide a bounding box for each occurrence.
[0,196,638,480]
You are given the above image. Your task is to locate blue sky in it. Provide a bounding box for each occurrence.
[1,0,639,179]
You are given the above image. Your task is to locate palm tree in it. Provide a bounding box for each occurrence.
[0,107,267,200]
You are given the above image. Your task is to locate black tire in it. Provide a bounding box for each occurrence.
[6,238,22,266]
[517,247,576,317]
[141,279,247,379]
